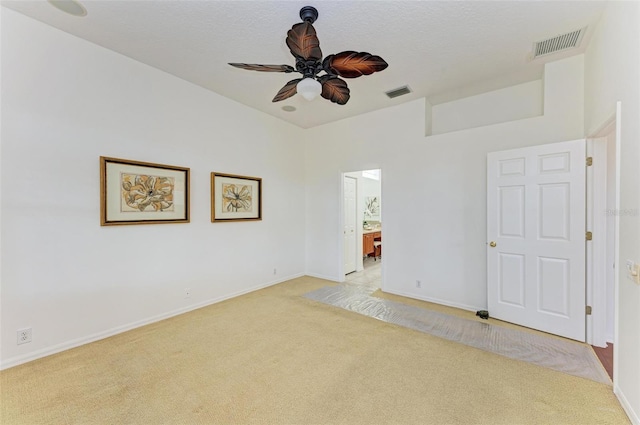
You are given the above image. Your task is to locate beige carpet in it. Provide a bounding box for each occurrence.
[0,276,630,425]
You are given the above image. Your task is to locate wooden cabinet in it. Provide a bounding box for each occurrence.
[363,233,375,256]
[363,231,381,257]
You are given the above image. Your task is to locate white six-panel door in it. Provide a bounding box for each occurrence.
[343,176,357,274]
[487,140,586,341]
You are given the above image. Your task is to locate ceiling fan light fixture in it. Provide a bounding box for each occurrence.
[297,78,322,101]
[47,0,87,17]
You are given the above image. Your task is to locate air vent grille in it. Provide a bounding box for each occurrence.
[385,85,412,99]
[533,27,586,58]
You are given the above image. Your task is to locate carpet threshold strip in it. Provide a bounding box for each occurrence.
[304,284,610,385]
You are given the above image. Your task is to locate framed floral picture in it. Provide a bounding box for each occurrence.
[365,196,380,218]
[100,156,190,226]
[211,172,262,222]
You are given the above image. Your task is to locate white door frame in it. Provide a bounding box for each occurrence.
[586,137,607,347]
[337,173,346,282]
[585,102,621,364]
[586,122,617,348]
[343,175,358,274]
[338,172,363,281]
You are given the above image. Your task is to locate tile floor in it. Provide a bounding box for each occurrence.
[345,256,381,288]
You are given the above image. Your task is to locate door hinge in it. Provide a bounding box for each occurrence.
[586,231,593,241]
[586,306,592,315]
[586,157,593,166]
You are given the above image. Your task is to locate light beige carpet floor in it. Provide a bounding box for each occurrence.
[0,276,630,424]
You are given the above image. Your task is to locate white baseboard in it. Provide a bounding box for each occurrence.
[382,288,483,313]
[305,272,340,282]
[0,273,304,370]
[615,385,640,425]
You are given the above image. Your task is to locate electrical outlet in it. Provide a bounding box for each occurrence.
[627,260,640,284]
[184,288,191,299]
[273,268,277,275]
[416,280,421,288]
[17,328,32,345]
[626,260,640,284]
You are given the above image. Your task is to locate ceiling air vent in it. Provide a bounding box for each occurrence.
[532,27,586,59]
[385,85,412,99]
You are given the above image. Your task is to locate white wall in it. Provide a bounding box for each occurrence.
[305,54,584,312]
[0,9,306,368]
[585,2,640,423]
[431,80,543,135]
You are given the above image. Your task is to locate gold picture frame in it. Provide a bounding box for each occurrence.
[100,156,190,226]
[211,172,262,222]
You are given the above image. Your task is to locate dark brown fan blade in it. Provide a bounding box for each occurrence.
[272,79,302,102]
[322,51,388,78]
[229,63,295,73]
[319,76,350,105]
[286,22,322,61]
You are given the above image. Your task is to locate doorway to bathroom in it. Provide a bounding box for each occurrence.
[343,169,382,287]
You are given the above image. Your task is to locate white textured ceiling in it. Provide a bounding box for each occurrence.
[2,0,606,128]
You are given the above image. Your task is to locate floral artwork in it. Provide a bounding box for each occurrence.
[100,156,190,226]
[121,174,175,212]
[211,172,262,222]
[222,183,252,212]
[365,196,380,216]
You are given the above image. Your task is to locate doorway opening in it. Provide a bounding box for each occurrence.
[342,169,382,289]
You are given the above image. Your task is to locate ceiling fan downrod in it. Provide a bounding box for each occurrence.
[299,6,318,24]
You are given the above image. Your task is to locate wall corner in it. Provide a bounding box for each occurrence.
[425,98,433,136]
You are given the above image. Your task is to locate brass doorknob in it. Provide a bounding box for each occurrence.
[489,241,497,247]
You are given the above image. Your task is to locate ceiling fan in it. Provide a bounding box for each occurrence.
[229,6,388,105]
